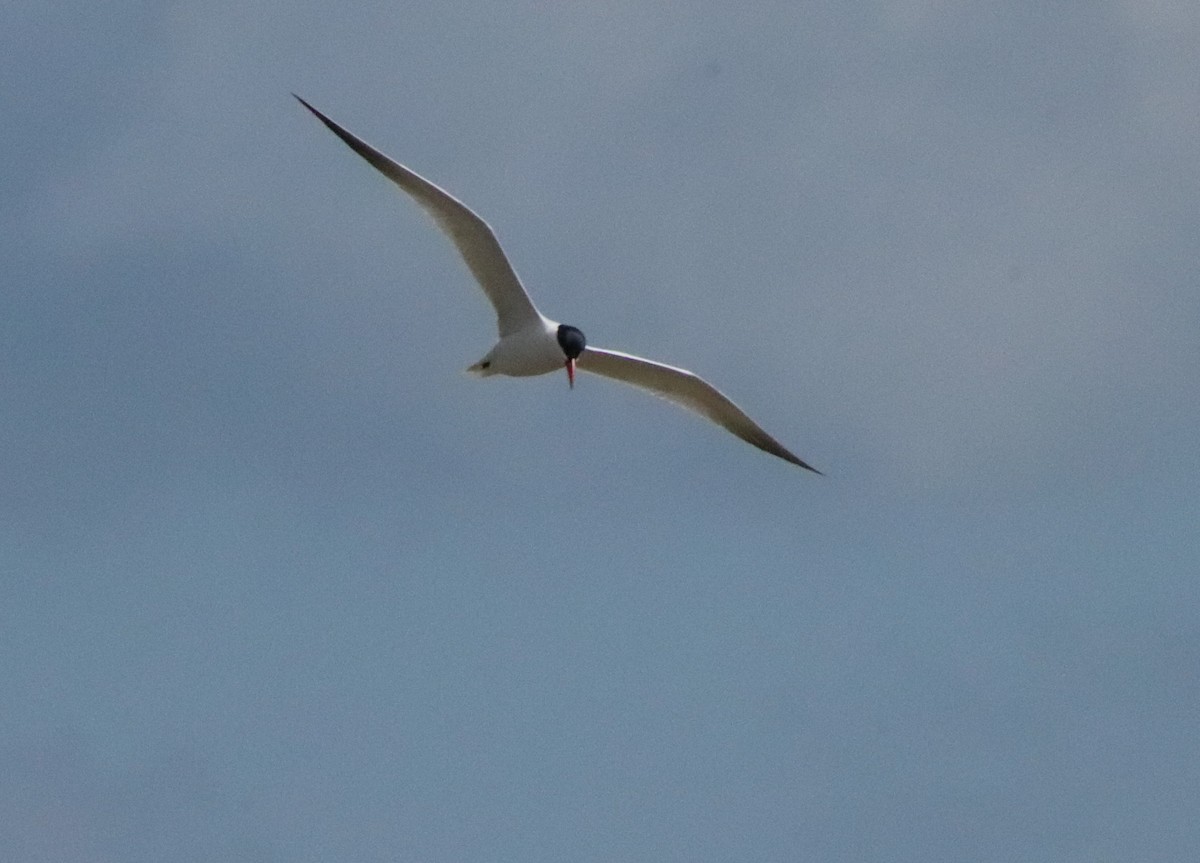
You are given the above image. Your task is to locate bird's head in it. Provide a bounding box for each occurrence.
[556,324,586,389]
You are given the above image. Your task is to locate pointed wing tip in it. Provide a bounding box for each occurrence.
[786,454,824,475]
[293,94,330,124]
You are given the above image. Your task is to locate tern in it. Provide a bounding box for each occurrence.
[295,95,820,473]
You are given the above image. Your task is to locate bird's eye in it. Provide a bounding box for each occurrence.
[481,361,491,369]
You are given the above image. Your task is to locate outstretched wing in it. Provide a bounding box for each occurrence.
[295,95,543,337]
[577,347,821,472]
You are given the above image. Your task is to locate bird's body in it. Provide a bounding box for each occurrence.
[467,316,566,378]
[295,95,821,473]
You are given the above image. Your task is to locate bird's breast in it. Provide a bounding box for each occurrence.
[486,320,566,377]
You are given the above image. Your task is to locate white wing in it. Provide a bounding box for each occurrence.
[577,347,821,472]
[296,95,543,338]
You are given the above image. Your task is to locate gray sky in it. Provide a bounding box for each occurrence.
[4,2,1199,860]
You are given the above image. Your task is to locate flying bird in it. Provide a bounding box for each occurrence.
[295,95,820,473]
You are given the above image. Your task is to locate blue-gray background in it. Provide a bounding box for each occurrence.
[4,2,1198,860]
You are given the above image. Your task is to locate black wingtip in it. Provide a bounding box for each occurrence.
[794,458,824,476]
[293,93,325,122]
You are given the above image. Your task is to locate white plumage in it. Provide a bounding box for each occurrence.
[296,95,820,473]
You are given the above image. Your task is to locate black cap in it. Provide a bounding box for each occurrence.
[556,324,587,359]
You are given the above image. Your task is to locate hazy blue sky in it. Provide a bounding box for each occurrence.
[4,2,1198,860]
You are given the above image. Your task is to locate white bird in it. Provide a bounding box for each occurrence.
[295,96,821,473]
